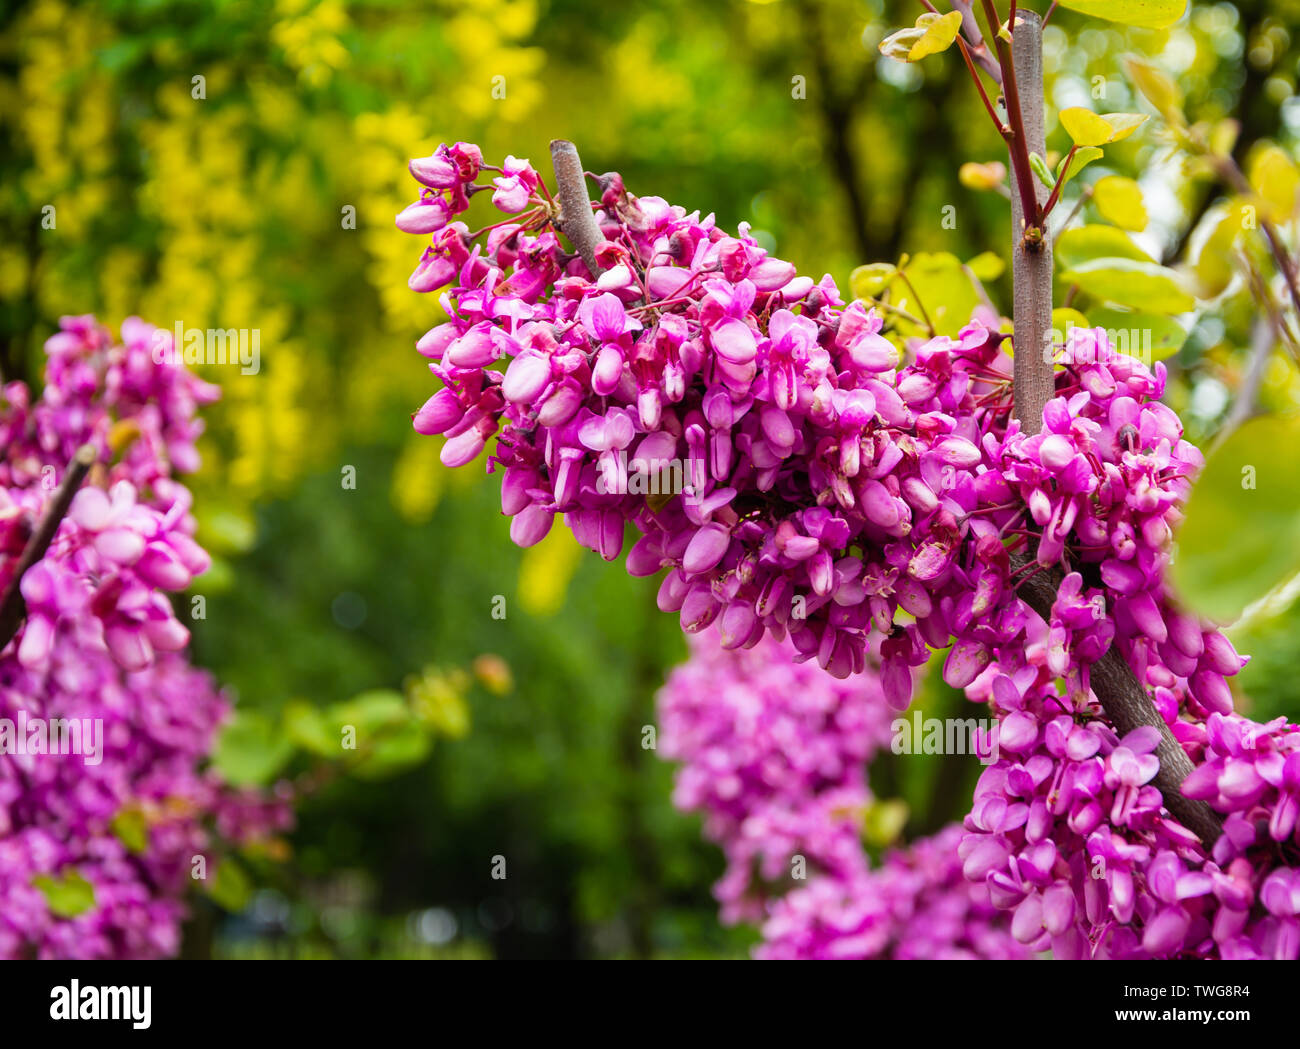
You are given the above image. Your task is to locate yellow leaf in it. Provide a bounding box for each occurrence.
[1057,0,1186,29]
[862,798,909,847]
[966,251,1005,282]
[1056,146,1103,187]
[879,11,963,62]
[850,263,898,300]
[1100,113,1148,143]
[1189,205,1240,299]
[1249,145,1300,222]
[1060,108,1114,147]
[1124,57,1184,125]
[1060,108,1148,147]
[1208,119,1239,159]
[1092,175,1148,231]
[908,10,964,61]
[959,161,1007,192]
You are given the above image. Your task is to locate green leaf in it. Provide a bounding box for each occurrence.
[965,251,1005,283]
[196,507,257,556]
[110,805,149,854]
[892,252,983,338]
[1055,0,1186,29]
[1124,56,1184,125]
[862,798,909,848]
[1029,152,1056,189]
[850,263,897,300]
[282,700,337,758]
[349,721,433,781]
[322,690,434,780]
[212,709,294,787]
[1052,307,1091,337]
[202,858,252,913]
[1060,258,1195,313]
[1248,144,1300,222]
[1056,225,1156,268]
[327,689,411,737]
[1172,415,1300,622]
[1189,205,1240,298]
[1097,113,1148,143]
[1055,146,1104,188]
[1092,175,1148,231]
[1085,307,1187,361]
[33,869,96,919]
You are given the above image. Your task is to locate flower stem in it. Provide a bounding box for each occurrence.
[0,443,96,651]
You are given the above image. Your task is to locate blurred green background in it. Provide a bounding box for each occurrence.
[2,0,1299,958]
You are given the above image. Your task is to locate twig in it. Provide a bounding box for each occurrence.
[1212,315,1275,451]
[1209,155,1300,326]
[1051,185,1093,248]
[956,37,1006,134]
[894,267,936,336]
[1041,144,1075,217]
[549,139,606,278]
[952,0,1003,83]
[0,443,97,651]
[981,0,1041,238]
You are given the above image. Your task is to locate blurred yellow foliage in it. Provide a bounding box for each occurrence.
[517,525,583,617]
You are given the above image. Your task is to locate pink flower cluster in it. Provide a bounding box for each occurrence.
[951,334,1299,959]
[760,825,1032,960]
[0,317,289,959]
[0,316,218,672]
[658,628,893,925]
[658,628,1027,958]
[398,143,1298,958]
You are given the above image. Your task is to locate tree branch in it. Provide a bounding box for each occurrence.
[1004,14,1222,847]
[1008,10,1055,437]
[0,443,97,651]
[1011,556,1224,846]
[549,139,605,278]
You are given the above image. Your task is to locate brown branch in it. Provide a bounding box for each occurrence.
[1012,555,1224,846]
[1004,15,1222,848]
[549,139,605,278]
[0,443,97,651]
